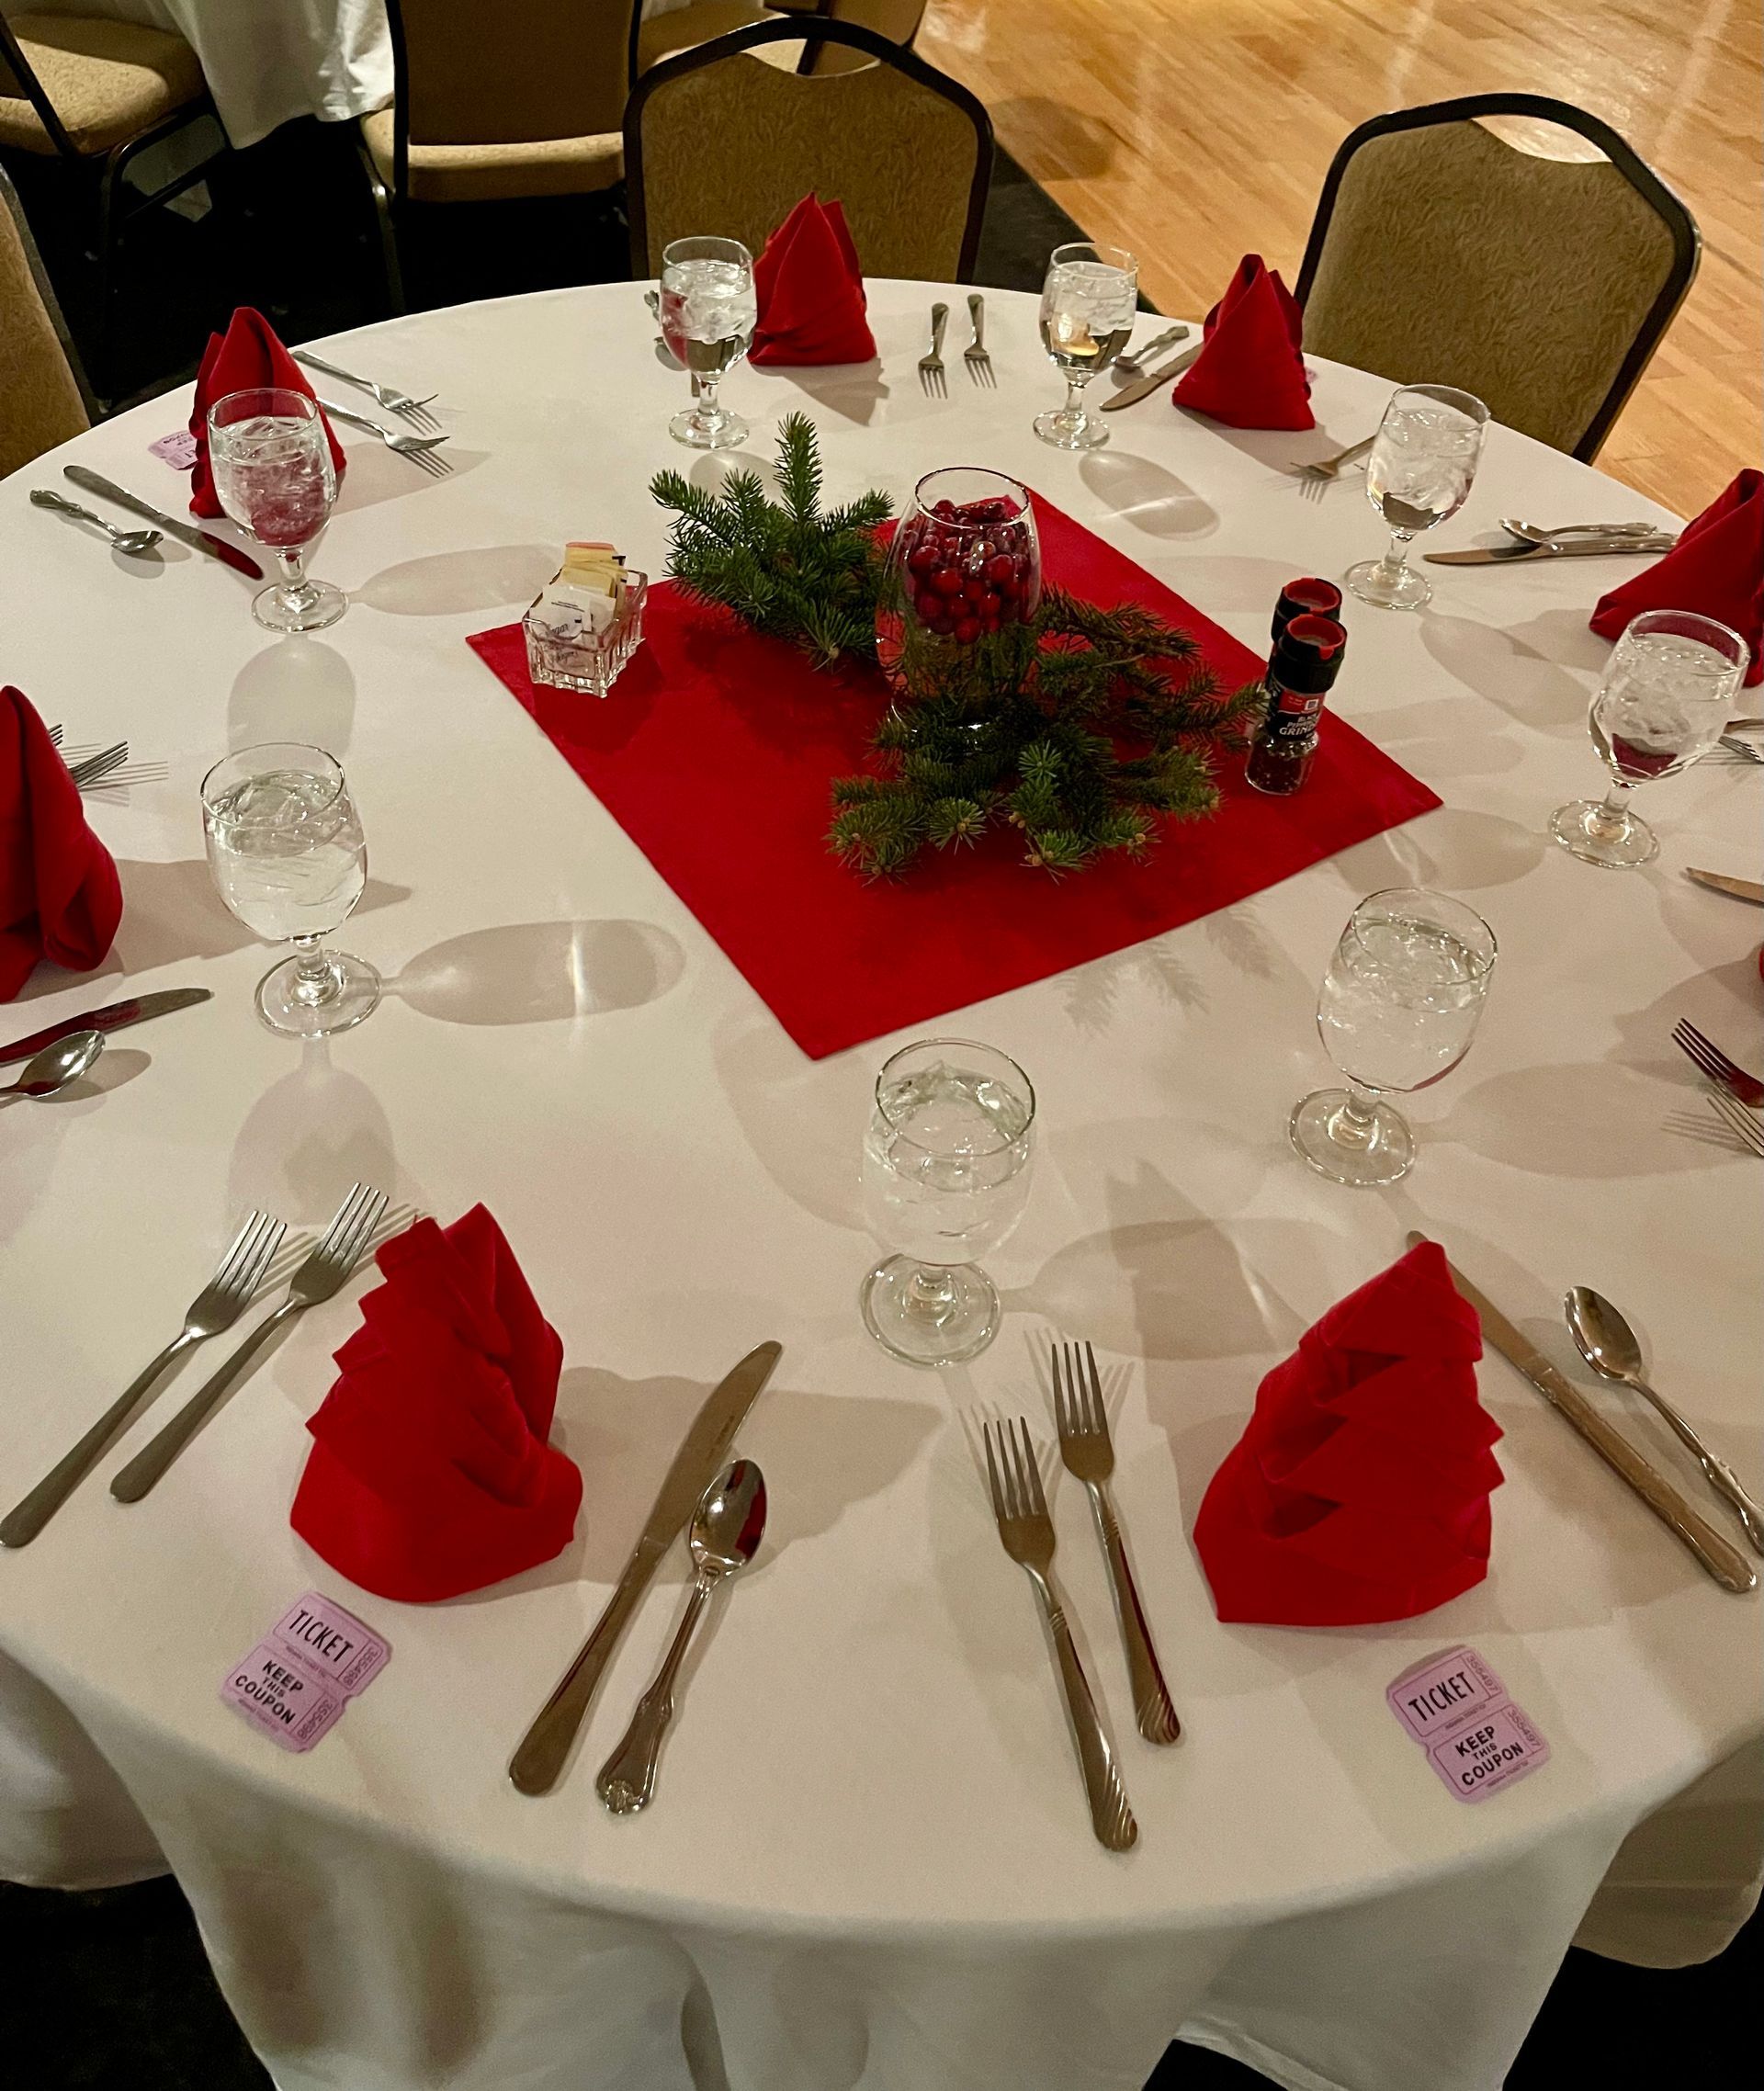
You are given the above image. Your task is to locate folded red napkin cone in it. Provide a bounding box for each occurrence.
[750,195,876,367]
[290,1205,582,1602]
[1590,469,1764,686]
[1193,1242,1498,1626]
[0,686,123,1001]
[188,307,347,520]
[1173,254,1314,432]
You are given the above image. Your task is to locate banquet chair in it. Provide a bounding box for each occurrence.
[0,10,225,396]
[1295,93,1700,461]
[638,1,926,77]
[361,0,639,311]
[0,162,92,477]
[626,18,990,279]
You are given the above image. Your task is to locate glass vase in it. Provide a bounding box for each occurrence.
[876,468,1041,694]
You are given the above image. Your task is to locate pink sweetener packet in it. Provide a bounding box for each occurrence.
[220,1636,346,1753]
[1426,1701,1551,1803]
[149,430,198,469]
[269,1591,390,1699]
[1386,1645,1507,1747]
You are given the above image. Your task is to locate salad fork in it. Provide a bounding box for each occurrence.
[1292,434,1374,485]
[316,399,452,475]
[68,742,128,790]
[1051,1340,1180,1743]
[294,349,439,429]
[110,1183,388,1501]
[1708,1089,1764,1157]
[963,294,995,388]
[0,1212,286,1546]
[1718,735,1764,765]
[1673,1019,1764,1107]
[919,301,948,398]
[982,1416,1137,1851]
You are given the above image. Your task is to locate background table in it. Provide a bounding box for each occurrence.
[0,279,1759,2091]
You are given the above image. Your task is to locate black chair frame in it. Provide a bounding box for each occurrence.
[624,17,992,282]
[0,18,226,401]
[1294,92,1701,462]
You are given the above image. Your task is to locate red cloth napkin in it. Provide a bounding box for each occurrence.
[749,195,876,367]
[1590,469,1764,686]
[289,1205,582,1602]
[1173,254,1314,431]
[0,686,122,1001]
[187,306,346,520]
[1193,1242,1499,1626]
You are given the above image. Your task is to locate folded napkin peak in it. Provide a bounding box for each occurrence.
[0,686,123,1001]
[1193,1243,1500,1626]
[1590,469,1764,686]
[1173,253,1315,432]
[188,307,347,520]
[290,1205,581,1602]
[750,194,876,367]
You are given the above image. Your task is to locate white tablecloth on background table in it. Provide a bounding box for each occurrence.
[0,279,1758,2091]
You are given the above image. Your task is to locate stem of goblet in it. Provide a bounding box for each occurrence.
[274,547,319,616]
[1380,528,1414,582]
[1589,781,1634,839]
[1329,1082,1383,1148]
[290,935,338,1007]
[695,372,722,430]
[904,1263,958,1322]
[1063,374,1087,419]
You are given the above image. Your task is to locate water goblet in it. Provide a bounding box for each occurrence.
[207,388,346,633]
[1550,608,1748,868]
[860,1038,1035,1366]
[659,235,757,450]
[1035,241,1137,450]
[201,742,379,1038]
[1290,888,1496,1187]
[1345,383,1488,611]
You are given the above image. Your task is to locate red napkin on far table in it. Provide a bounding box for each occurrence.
[749,195,876,366]
[290,1205,582,1603]
[1173,254,1314,431]
[187,306,347,520]
[1193,1243,1499,1626]
[0,686,122,1001]
[1590,469,1764,686]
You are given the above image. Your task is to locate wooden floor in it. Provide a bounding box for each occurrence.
[919,0,1762,517]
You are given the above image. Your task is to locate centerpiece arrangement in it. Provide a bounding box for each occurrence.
[651,415,1261,876]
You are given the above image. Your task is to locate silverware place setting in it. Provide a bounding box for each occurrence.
[1290,432,1375,497]
[1114,322,1189,374]
[982,1415,1138,1851]
[964,292,996,388]
[1671,1018,1764,1106]
[0,1029,103,1106]
[108,1183,388,1502]
[0,1211,287,1546]
[294,349,441,429]
[1425,529,1678,566]
[315,398,452,475]
[1566,1287,1764,1553]
[919,300,950,398]
[596,1457,767,1815]
[30,489,161,558]
[1099,340,1203,413]
[0,987,210,1070]
[62,467,265,579]
[65,740,128,791]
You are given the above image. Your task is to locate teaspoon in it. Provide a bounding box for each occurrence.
[30,490,162,557]
[1566,1286,1764,1553]
[1,1029,104,1103]
[1500,515,1666,545]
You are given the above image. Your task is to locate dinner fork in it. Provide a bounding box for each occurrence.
[982,1417,1137,1851]
[1672,1019,1764,1107]
[109,1183,388,1502]
[1718,735,1764,765]
[919,301,948,398]
[1291,434,1374,487]
[317,399,452,476]
[1051,1341,1181,1744]
[0,1212,286,1547]
[294,349,440,430]
[1707,1089,1764,1157]
[68,742,128,790]
[964,293,995,388]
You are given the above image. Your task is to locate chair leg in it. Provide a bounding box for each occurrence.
[354,135,406,317]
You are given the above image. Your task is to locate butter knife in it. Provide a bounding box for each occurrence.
[1685,868,1764,906]
[508,1339,783,1794]
[62,467,264,580]
[1102,341,1204,412]
[1425,537,1676,566]
[1408,1233,1755,1594]
[0,987,210,1068]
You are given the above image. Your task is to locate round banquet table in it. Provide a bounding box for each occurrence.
[1,279,1760,2091]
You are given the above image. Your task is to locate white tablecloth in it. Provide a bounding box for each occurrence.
[0,279,1758,2091]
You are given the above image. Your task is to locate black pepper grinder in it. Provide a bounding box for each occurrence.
[1246,613,1347,796]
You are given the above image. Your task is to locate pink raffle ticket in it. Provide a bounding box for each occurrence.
[1387,1645,1550,1803]
[220,1592,390,1754]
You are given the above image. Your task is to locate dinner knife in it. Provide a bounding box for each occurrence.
[1685,868,1764,906]
[0,987,211,1068]
[62,467,264,579]
[1424,537,1676,566]
[1101,341,1204,412]
[508,1339,783,1794]
[1408,1234,1755,1595]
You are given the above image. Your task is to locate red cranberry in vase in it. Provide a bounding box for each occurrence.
[877,466,1043,688]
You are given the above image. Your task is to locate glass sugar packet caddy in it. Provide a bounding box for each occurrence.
[523,540,647,696]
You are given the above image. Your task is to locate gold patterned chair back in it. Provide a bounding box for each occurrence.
[1299,105,1697,458]
[389,0,634,144]
[628,22,988,278]
[0,167,88,477]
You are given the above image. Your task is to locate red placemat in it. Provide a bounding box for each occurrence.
[469,497,1441,1058]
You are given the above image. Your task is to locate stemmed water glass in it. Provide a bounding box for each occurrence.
[1035,241,1137,450]
[1290,889,1497,1187]
[1345,383,1488,611]
[659,235,757,450]
[860,1038,1035,1366]
[201,742,379,1038]
[1550,608,1748,868]
[207,389,346,633]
